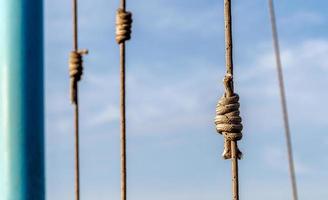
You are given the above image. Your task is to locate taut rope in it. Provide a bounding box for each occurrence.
[269,1,298,200]
[69,0,88,199]
[116,0,133,199]
[214,1,243,200]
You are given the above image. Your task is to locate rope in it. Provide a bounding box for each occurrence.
[70,0,88,199]
[69,50,88,104]
[116,9,133,44]
[214,1,243,199]
[269,1,299,200]
[116,1,132,200]
[215,75,243,159]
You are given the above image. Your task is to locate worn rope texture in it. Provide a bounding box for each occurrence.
[117,4,133,200]
[69,50,88,104]
[116,9,133,44]
[215,74,243,159]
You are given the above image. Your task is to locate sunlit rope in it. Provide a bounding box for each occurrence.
[69,0,88,199]
[214,1,243,200]
[116,0,133,200]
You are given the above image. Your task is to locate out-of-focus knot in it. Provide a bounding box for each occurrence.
[69,49,88,104]
[116,8,133,44]
[215,74,243,159]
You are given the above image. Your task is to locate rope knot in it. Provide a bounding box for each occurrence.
[215,74,243,159]
[116,8,133,44]
[69,49,88,104]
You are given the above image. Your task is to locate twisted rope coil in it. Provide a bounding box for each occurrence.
[116,8,133,44]
[69,50,88,104]
[215,74,243,159]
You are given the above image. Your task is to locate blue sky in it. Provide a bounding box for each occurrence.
[45,0,328,199]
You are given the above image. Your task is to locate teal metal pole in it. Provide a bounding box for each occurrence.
[0,0,45,199]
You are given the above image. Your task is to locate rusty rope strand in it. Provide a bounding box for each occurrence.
[269,1,299,200]
[116,1,132,200]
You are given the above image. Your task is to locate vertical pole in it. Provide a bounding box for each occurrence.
[0,0,45,199]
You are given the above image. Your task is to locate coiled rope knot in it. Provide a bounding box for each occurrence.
[116,8,133,44]
[215,74,243,159]
[69,49,88,104]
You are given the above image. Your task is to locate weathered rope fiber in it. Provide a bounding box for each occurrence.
[269,1,298,200]
[69,50,88,104]
[215,74,243,159]
[215,1,242,200]
[69,0,88,199]
[117,1,132,200]
[116,9,133,44]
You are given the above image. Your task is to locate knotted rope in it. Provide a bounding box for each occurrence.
[69,0,88,199]
[69,50,88,104]
[116,8,133,44]
[116,1,133,200]
[215,74,243,159]
[215,1,243,200]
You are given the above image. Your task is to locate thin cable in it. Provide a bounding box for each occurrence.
[269,1,299,200]
[224,1,239,200]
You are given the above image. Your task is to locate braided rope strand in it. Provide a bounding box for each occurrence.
[116,9,133,44]
[69,50,88,104]
[214,1,243,200]
[215,75,243,159]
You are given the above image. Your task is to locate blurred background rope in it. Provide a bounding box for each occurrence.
[269,1,299,200]
[69,0,88,199]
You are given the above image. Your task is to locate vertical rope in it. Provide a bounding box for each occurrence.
[72,1,80,200]
[70,0,88,199]
[120,5,126,199]
[268,1,299,200]
[224,0,233,77]
[74,98,80,200]
[120,42,127,200]
[116,1,132,200]
[214,1,243,199]
[225,1,239,199]
[73,0,78,51]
